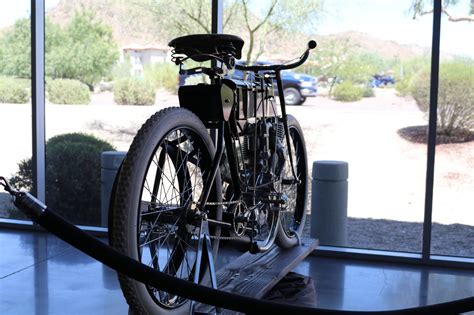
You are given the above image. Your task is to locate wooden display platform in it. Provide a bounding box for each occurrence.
[194,238,318,314]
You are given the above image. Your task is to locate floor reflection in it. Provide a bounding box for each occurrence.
[294,256,474,311]
[1,229,474,314]
[0,229,127,315]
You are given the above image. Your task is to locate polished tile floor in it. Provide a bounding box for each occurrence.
[1,228,474,314]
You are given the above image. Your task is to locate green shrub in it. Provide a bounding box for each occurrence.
[0,77,29,103]
[395,78,412,97]
[333,82,364,102]
[362,85,375,98]
[47,79,90,104]
[114,78,155,105]
[9,158,33,189]
[10,133,115,226]
[143,62,178,92]
[393,56,430,83]
[110,59,132,81]
[410,60,474,135]
[392,56,430,97]
[337,53,385,84]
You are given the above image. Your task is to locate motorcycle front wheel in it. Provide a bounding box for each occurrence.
[110,107,222,315]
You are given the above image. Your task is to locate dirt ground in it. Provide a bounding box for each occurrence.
[289,89,473,225]
[0,88,473,255]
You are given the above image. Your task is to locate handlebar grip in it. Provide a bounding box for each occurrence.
[308,40,317,50]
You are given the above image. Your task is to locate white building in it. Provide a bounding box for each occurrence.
[121,44,172,77]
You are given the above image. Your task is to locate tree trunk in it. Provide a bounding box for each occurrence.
[246,32,254,64]
[328,76,338,97]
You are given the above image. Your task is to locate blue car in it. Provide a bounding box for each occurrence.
[232,61,317,105]
[371,74,395,88]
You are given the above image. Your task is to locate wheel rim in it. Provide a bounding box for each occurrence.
[284,89,299,105]
[136,127,212,309]
[280,126,306,238]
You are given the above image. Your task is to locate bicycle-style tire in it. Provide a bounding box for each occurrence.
[276,114,308,248]
[110,107,221,315]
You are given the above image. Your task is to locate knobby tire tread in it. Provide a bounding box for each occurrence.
[113,108,175,315]
[111,107,210,315]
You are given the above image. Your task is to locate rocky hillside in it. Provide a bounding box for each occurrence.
[46,0,165,47]
[316,31,429,61]
[44,0,426,61]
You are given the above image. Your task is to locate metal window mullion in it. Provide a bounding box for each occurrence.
[31,0,46,202]
[210,0,223,144]
[422,0,442,261]
[211,0,223,34]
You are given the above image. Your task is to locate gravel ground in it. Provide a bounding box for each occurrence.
[347,217,474,257]
[303,216,474,257]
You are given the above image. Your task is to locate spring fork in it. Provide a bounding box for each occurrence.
[275,70,299,182]
[198,122,225,212]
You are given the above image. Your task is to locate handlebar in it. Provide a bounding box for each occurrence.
[235,40,317,72]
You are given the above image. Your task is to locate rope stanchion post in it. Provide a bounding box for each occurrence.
[100,151,126,227]
[310,161,348,246]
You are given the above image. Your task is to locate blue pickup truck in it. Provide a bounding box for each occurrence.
[231,61,317,105]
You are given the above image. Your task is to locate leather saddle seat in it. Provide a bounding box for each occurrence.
[168,34,244,62]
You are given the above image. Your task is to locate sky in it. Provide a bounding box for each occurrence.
[316,0,474,57]
[0,1,60,28]
[0,0,473,57]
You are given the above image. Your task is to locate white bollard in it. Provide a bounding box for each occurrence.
[101,151,126,227]
[310,160,348,246]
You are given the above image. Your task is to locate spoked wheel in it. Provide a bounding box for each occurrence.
[111,108,221,315]
[276,114,308,248]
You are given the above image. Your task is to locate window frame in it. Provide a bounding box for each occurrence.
[2,0,472,268]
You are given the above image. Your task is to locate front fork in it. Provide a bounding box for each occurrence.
[198,122,225,212]
[199,120,244,214]
[275,70,299,183]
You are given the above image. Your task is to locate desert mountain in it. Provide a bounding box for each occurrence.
[41,0,428,61]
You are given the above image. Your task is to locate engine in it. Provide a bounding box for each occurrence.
[240,118,286,191]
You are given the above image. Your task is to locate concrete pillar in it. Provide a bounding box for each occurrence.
[310,160,348,246]
[101,151,126,227]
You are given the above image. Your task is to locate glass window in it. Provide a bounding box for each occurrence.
[0,1,32,221]
[42,0,211,226]
[224,0,433,252]
[431,0,474,258]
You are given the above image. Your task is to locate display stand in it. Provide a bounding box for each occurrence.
[190,219,221,314]
[193,238,318,314]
